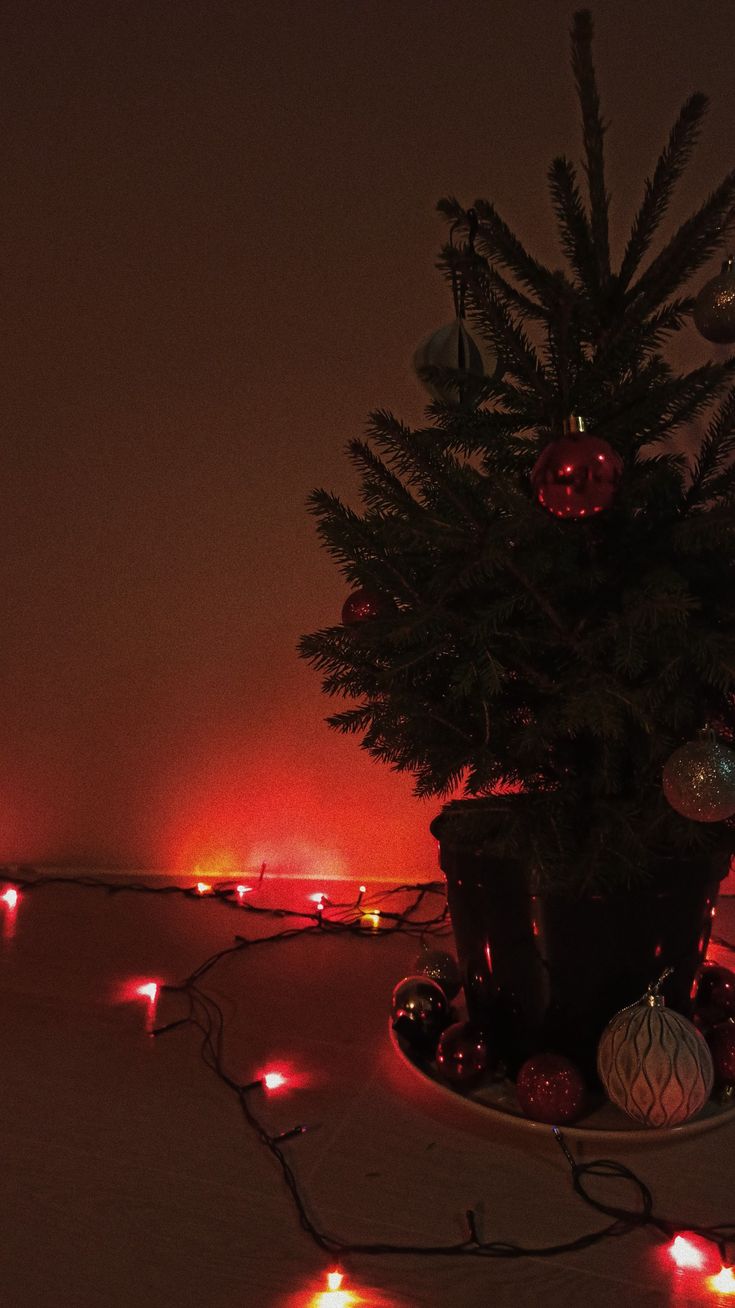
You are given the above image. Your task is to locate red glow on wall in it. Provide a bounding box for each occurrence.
[159,750,435,884]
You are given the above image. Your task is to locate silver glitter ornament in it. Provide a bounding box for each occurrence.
[414,949,462,1000]
[693,257,735,344]
[662,734,735,822]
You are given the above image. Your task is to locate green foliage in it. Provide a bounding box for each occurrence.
[298,9,735,892]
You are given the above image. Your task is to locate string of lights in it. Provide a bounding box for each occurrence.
[1,867,735,1298]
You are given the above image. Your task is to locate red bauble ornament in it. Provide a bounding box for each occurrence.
[693,961,735,1027]
[531,415,623,520]
[341,588,383,626]
[708,1019,735,1084]
[436,1021,490,1085]
[516,1052,586,1124]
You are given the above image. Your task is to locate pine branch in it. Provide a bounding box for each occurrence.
[685,390,735,508]
[466,263,553,400]
[593,298,694,377]
[548,156,598,292]
[628,168,735,310]
[306,488,422,601]
[432,404,533,445]
[500,556,575,644]
[327,706,375,734]
[643,358,735,445]
[619,93,709,290]
[366,413,487,530]
[347,440,424,517]
[439,241,547,322]
[703,461,735,505]
[571,10,610,284]
[484,264,548,321]
[349,438,474,544]
[542,278,588,413]
[467,199,557,301]
[578,356,673,445]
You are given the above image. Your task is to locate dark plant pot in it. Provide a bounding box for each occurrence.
[431,802,732,1082]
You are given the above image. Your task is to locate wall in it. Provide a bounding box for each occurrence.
[1,0,733,877]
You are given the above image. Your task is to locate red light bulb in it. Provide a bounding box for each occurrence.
[137,982,159,1002]
[668,1235,705,1270]
[709,1266,735,1294]
[263,1071,286,1091]
[1,888,18,909]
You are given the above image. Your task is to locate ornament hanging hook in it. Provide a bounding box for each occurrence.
[614,966,675,1017]
[647,966,674,997]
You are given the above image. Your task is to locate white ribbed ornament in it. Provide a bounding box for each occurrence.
[597,972,714,1128]
[412,320,496,405]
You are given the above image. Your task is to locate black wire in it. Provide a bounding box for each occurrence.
[178,977,734,1265]
[3,866,734,1269]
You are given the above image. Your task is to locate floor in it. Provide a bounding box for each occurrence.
[0,871,733,1308]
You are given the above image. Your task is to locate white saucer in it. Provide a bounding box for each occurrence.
[389,1023,735,1146]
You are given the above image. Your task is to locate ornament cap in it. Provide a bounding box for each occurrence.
[562,414,586,436]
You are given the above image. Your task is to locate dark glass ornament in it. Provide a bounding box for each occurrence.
[708,1019,735,1084]
[516,1052,586,1124]
[414,949,462,1000]
[436,1021,489,1085]
[693,961,735,1027]
[391,975,450,1055]
[531,415,623,520]
[341,588,384,626]
[693,257,735,344]
[662,736,735,822]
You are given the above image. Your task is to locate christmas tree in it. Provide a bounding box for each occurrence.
[299,10,735,894]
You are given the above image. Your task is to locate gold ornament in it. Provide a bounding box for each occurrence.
[597,970,714,1127]
[662,733,735,822]
[693,257,735,343]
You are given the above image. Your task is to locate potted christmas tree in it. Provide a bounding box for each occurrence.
[299,10,735,1079]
